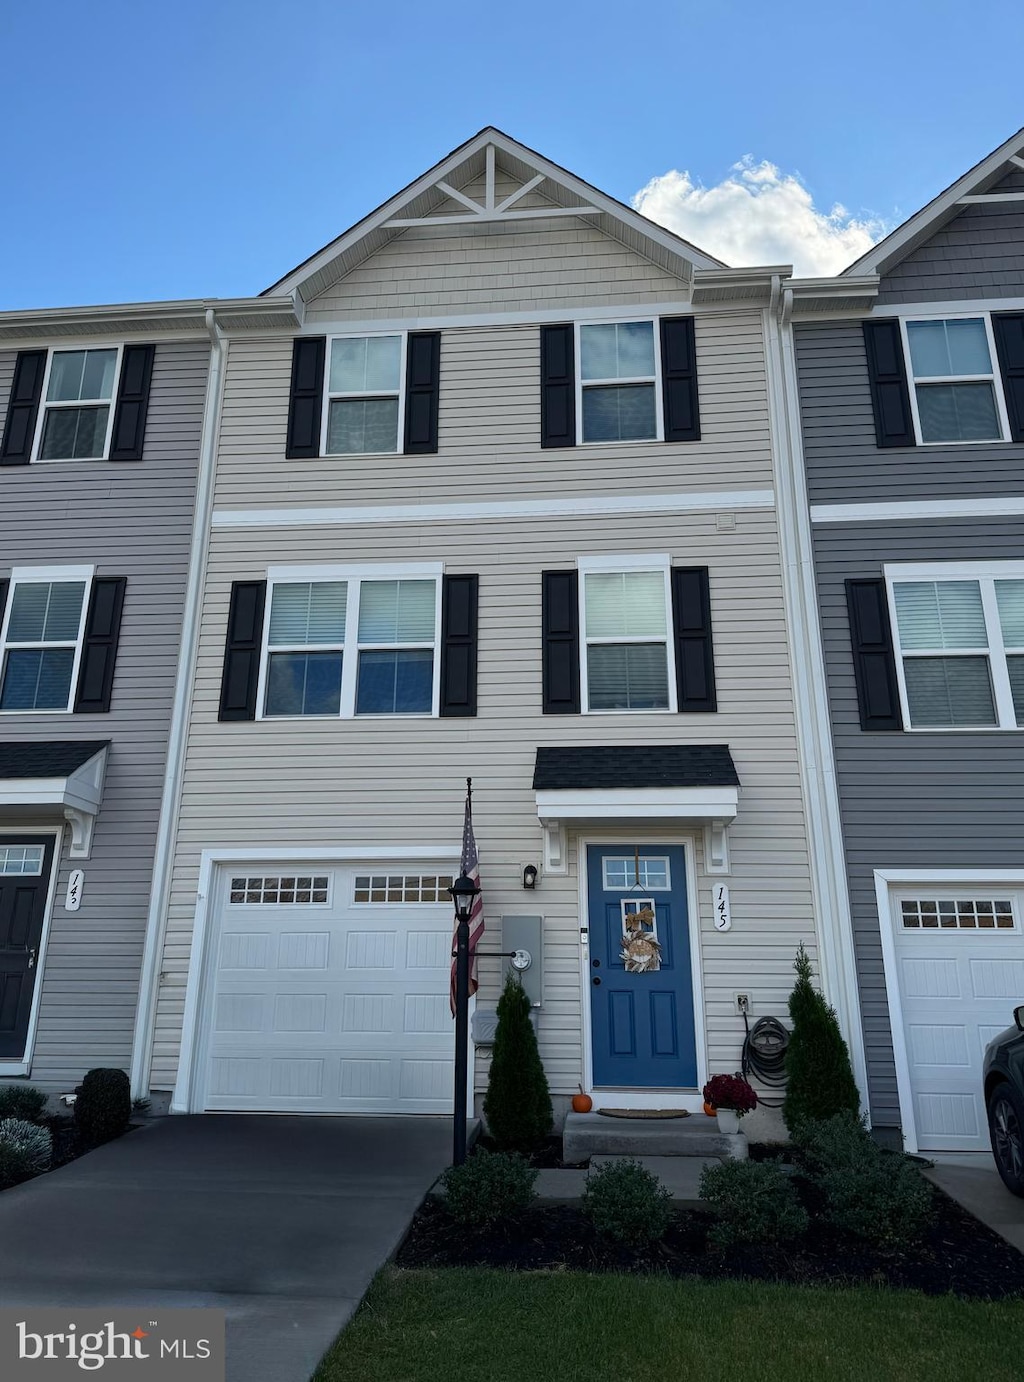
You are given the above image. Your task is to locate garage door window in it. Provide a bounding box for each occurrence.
[353,873,453,903]
[229,875,330,904]
[900,897,1016,930]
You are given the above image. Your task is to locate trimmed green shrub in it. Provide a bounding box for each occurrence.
[0,1085,48,1124]
[799,1111,934,1248]
[483,973,552,1154]
[582,1158,674,1249]
[699,1158,809,1250]
[74,1068,131,1147]
[440,1150,538,1228]
[0,1118,52,1188]
[783,943,861,1135]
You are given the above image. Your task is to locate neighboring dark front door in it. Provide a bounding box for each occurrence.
[587,844,697,1088]
[0,837,54,1059]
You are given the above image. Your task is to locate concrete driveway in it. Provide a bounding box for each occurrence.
[0,1115,450,1381]
[925,1152,1024,1254]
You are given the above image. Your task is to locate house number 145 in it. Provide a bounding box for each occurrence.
[713,883,731,932]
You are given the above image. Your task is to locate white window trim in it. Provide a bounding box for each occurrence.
[884,560,1024,732]
[574,318,664,446]
[577,553,676,715]
[257,561,443,721]
[320,331,408,458]
[31,344,124,464]
[898,313,1011,447]
[0,564,95,716]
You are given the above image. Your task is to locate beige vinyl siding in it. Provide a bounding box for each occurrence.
[213,312,773,509]
[0,342,208,1087]
[304,218,689,321]
[152,507,816,1095]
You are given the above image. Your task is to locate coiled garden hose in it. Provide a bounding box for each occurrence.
[741,1012,789,1108]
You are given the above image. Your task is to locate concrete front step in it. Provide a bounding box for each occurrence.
[563,1111,747,1163]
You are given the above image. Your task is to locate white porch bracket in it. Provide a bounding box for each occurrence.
[539,816,568,875]
[703,819,732,875]
[64,806,97,860]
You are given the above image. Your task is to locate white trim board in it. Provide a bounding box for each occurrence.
[170,845,461,1114]
[212,489,776,531]
[577,832,706,1109]
[873,866,1024,1154]
[811,496,1024,524]
[869,297,1024,319]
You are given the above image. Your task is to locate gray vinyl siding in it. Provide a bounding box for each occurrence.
[0,341,207,1089]
[794,320,1024,504]
[876,168,1024,304]
[813,518,1024,1128]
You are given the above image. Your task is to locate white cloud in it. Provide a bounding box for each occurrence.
[632,157,890,277]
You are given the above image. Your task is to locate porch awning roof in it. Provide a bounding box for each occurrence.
[0,741,110,859]
[533,745,739,876]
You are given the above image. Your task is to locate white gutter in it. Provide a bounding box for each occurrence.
[762,280,870,1114]
[129,308,228,1099]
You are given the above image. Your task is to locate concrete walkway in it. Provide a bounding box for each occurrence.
[924,1152,1024,1254]
[0,1115,451,1382]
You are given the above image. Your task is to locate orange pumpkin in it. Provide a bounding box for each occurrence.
[572,1092,593,1114]
[703,1101,717,1117]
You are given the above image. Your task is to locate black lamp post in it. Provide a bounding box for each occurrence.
[449,871,481,1166]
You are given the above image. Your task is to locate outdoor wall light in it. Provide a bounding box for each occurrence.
[522,864,539,890]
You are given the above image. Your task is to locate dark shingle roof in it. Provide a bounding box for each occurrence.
[0,742,110,779]
[533,745,739,791]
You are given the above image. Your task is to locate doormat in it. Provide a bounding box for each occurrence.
[596,1108,690,1119]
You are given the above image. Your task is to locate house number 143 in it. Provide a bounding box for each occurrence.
[713,884,731,932]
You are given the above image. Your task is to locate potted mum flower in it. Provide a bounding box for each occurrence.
[702,1074,757,1134]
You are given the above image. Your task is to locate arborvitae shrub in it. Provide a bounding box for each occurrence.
[0,1085,48,1124]
[582,1159,674,1248]
[74,1069,131,1147]
[699,1159,809,1250]
[782,943,860,1136]
[441,1150,537,1228]
[483,973,552,1153]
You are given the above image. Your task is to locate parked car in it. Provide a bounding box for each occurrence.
[984,1008,1024,1195]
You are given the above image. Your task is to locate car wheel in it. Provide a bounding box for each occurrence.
[988,1081,1024,1196]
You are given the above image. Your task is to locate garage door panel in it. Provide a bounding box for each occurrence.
[204,864,455,1114]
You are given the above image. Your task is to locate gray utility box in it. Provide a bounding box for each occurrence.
[470,913,543,1046]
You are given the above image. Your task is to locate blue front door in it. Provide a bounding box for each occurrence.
[587,845,697,1088]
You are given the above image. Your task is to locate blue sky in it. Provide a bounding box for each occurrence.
[1,0,1020,307]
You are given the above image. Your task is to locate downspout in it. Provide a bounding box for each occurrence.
[763,279,870,1112]
[129,308,227,1100]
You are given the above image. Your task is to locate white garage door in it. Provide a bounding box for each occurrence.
[891,888,1024,1151]
[202,864,455,1113]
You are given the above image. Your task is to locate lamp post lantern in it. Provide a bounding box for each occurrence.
[449,871,481,1166]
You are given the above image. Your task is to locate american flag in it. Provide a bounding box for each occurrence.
[450,779,485,1016]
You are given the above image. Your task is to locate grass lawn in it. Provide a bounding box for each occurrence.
[314,1266,1024,1382]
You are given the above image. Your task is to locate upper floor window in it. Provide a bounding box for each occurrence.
[260,566,441,719]
[0,569,91,712]
[324,334,404,455]
[37,349,119,460]
[579,322,660,443]
[887,562,1024,730]
[579,556,675,713]
[903,317,1008,444]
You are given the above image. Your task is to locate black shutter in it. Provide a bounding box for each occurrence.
[993,313,1024,443]
[285,337,325,459]
[440,574,478,717]
[74,578,127,714]
[862,320,915,448]
[671,567,716,712]
[541,570,580,713]
[846,578,903,731]
[660,317,701,442]
[540,324,575,449]
[0,578,8,623]
[219,581,267,721]
[404,332,441,454]
[1,350,47,466]
[109,345,155,461]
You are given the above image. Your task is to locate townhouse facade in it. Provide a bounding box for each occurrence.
[124,130,856,1128]
[791,129,1024,1152]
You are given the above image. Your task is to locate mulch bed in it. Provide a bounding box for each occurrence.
[397,1187,1024,1300]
